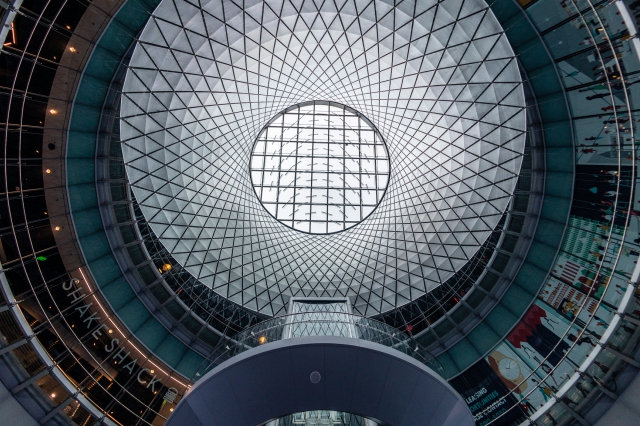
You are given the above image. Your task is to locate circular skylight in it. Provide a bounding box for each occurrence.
[120,0,527,316]
[250,101,390,234]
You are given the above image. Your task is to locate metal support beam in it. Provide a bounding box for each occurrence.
[0,1,23,51]
[38,395,74,424]
[578,371,619,401]
[93,418,109,426]
[11,368,48,394]
[603,345,640,369]
[596,384,618,401]
[0,336,30,356]
[0,300,22,314]
[620,313,640,327]
[559,401,590,426]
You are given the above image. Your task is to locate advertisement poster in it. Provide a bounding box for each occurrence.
[571,165,633,226]
[539,276,602,328]
[449,361,525,426]
[486,341,554,413]
[552,214,638,307]
[573,116,634,167]
[531,299,608,368]
[501,303,575,396]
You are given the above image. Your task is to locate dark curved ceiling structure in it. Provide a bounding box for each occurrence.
[0,0,639,425]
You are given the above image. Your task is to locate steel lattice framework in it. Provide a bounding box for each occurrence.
[120,0,527,316]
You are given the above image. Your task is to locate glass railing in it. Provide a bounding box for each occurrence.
[196,312,444,379]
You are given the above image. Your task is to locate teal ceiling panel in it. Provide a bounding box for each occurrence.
[512,263,547,296]
[541,171,573,196]
[67,184,98,210]
[154,336,188,367]
[528,68,565,97]
[176,350,205,379]
[71,212,107,241]
[483,304,519,336]
[135,318,171,352]
[523,240,560,272]
[118,298,152,331]
[538,96,572,125]
[89,255,125,285]
[464,322,502,355]
[435,351,459,380]
[66,161,96,187]
[499,285,537,313]
[66,0,200,379]
[447,338,482,372]
[539,196,572,226]
[517,42,552,70]
[99,277,137,310]
[66,133,97,159]
[68,103,102,134]
[532,219,567,247]
[545,148,574,173]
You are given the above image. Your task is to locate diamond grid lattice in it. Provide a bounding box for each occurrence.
[120,0,526,316]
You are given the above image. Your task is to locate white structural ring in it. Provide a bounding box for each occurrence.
[121,0,527,316]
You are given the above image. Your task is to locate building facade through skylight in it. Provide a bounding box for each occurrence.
[250,101,390,234]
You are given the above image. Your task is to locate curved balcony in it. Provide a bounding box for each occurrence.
[168,311,469,426]
[197,312,444,379]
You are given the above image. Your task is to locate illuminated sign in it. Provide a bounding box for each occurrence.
[63,278,165,392]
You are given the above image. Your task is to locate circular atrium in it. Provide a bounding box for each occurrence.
[1,0,640,425]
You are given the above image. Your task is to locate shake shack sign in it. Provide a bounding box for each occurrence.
[63,278,177,397]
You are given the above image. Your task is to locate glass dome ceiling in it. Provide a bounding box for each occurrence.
[120,0,527,316]
[250,101,390,234]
